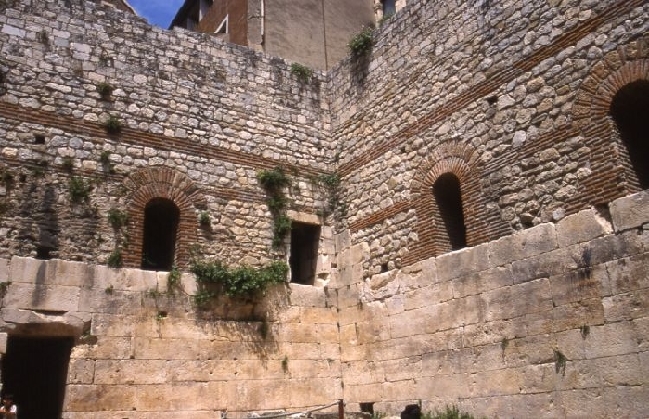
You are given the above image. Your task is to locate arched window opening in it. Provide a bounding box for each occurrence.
[141,198,180,271]
[433,173,467,250]
[610,79,649,189]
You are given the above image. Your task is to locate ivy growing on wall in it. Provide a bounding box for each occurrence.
[257,166,291,248]
[190,258,288,302]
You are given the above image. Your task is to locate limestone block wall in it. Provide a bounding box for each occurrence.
[0,256,342,417]
[0,0,334,268]
[334,190,649,417]
[328,0,649,274]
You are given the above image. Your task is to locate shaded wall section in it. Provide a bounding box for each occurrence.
[265,0,374,70]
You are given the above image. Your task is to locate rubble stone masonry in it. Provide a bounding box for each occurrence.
[0,0,648,417]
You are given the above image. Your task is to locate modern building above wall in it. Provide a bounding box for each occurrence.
[170,0,380,70]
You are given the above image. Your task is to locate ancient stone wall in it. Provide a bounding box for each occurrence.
[328,0,649,274]
[0,0,648,417]
[334,191,649,417]
[1,255,341,417]
[0,0,335,270]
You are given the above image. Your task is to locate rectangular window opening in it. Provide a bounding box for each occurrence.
[289,222,320,285]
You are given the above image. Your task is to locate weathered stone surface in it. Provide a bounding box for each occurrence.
[555,208,613,247]
[609,190,649,232]
[0,0,647,418]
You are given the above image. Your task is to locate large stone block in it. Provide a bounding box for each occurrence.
[436,244,489,282]
[416,373,472,399]
[600,255,648,296]
[67,359,95,384]
[63,384,137,412]
[550,270,602,307]
[609,190,649,232]
[282,342,323,361]
[498,393,562,418]
[555,208,612,247]
[552,298,605,333]
[78,286,146,315]
[588,232,644,266]
[170,359,236,382]
[602,289,649,322]
[94,359,169,385]
[299,306,337,324]
[489,223,558,268]
[0,258,9,283]
[471,367,526,397]
[289,283,327,307]
[403,281,453,311]
[342,360,379,386]
[388,307,429,338]
[4,283,80,312]
[584,321,639,359]
[511,247,570,284]
[9,256,47,284]
[82,336,134,360]
[356,318,390,344]
[47,259,92,287]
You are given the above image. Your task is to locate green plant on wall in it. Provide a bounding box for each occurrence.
[167,265,181,294]
[257,166,291,248]
[104,115,122,134]
[554,348,567,376]
[96,82,114,100]
[199,211,211,227]
[316,172,343,216]
[107,248,122,268]
[348,26,374,56]
[290,63,313,83]
[69,176,90,203]
[190,258,288,298]
[62,156,74,172]
[107,208,128,230]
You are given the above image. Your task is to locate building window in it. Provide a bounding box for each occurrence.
[382,0,397,16]
[141,198,180,271]
[433,173,466,250]
[610,79,649,189]
[289,222,320,285]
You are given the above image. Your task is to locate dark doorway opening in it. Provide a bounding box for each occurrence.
[289,222,320,285]
[2,336,73,419]
[382,0,396,16]
[433,173,467,250]
[141,198,180,271]
[610,79,649,189]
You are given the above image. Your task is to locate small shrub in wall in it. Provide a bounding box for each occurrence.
[199,211,211,227]
[107,208,128,229]
[257,166,292,248]
[69,176,90,203]
[348,26,374,56]
[190,258,288,298]
[104,115,122,134]
[107,248,122,268]
[290,63,313,83]
[96,82,114,100]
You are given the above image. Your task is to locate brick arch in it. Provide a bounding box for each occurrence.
[121,166,207,269]
[571,36,649,204]
[404,141,508,264]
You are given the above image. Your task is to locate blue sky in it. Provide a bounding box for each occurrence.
[127,0,185,28]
